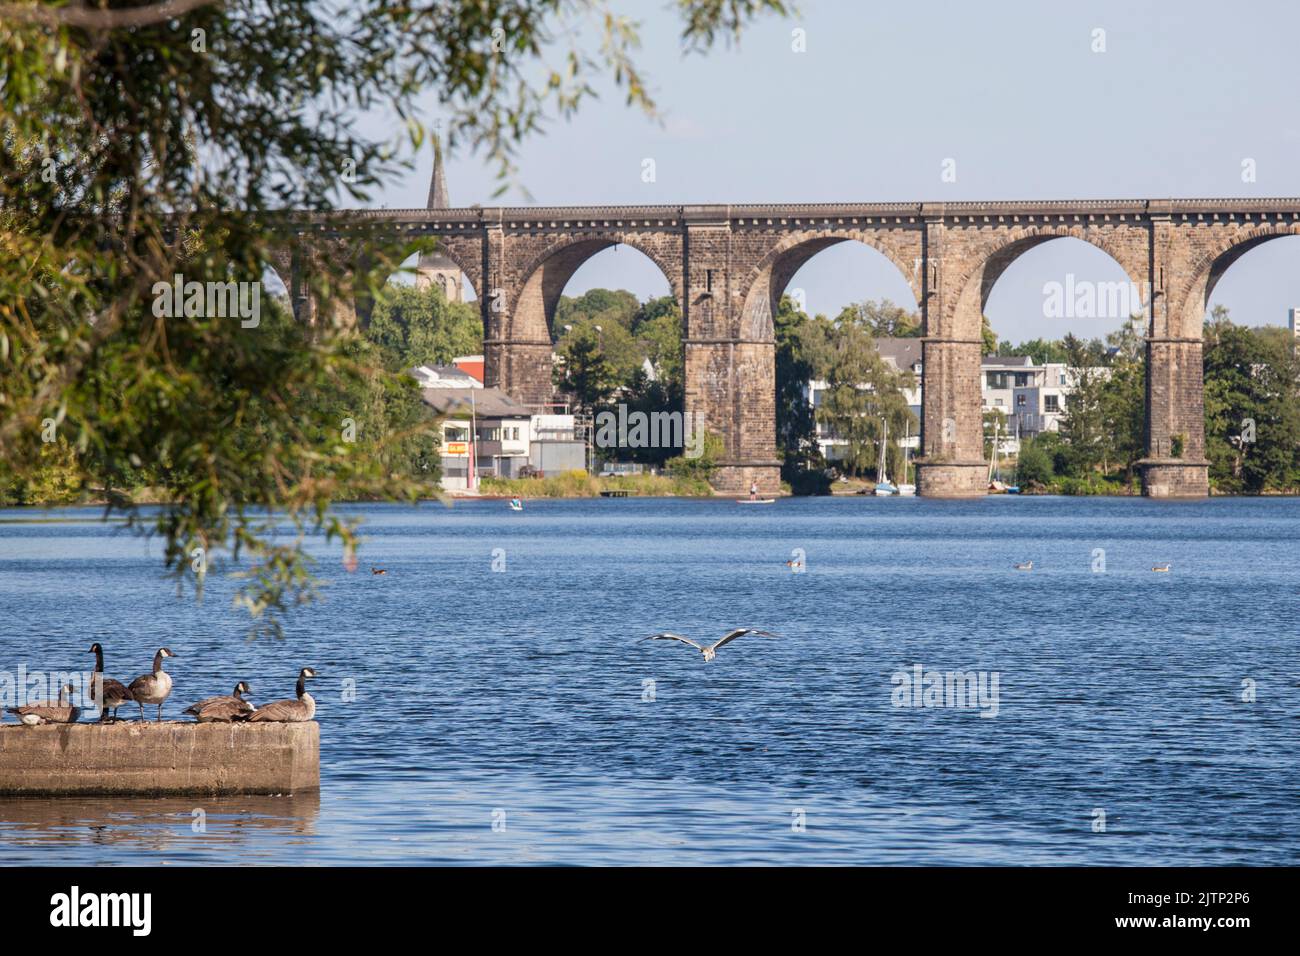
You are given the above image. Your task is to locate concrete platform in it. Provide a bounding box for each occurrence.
[0,721,319,796]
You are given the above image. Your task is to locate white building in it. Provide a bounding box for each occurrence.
[420,386,585,490]
[806,338,1104,463]
[410,364,482,389]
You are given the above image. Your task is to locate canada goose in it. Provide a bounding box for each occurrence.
[643,628,781,663]
[127,648,177,722]
[183,681,254,722]
[248,668,317,722]
[88,642,134,722]
[1152,563,1171,573]
[7,683,80,724]
[371,567,388,576]
[1014,561,1033,571]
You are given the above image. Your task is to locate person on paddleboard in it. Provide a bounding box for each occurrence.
[750,480,758,501]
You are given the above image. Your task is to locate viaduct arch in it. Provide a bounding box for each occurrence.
[271,199,1300,497]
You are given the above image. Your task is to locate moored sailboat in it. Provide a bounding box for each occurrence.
[897,419,917,496]
[874,417,897,496]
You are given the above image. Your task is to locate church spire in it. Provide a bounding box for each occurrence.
[426,133,449,210]
[415,129,464,303]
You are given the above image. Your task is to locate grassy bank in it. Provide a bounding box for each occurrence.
[1019,474,1141,496]
[479,470,714,498]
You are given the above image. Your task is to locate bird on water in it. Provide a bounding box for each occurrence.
[1014,561,1033,571]
[128,647,177,722]
[88,642,134,722]
[643,628,781,662]
[248,668,318,722]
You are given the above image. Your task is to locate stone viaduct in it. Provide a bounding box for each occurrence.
[269,199,1300,497]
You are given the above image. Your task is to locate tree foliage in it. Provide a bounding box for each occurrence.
[0,0,788,634]
[367,284,482,371]
[1204,306,1300,492]
[816,307,917,479]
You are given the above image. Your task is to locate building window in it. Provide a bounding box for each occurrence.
[1045,395,1061,413]
[1016,394,1026,406]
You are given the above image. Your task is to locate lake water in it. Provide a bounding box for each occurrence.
[0,496,1296,865]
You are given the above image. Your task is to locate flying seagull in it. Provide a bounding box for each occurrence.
[643,628,781,662]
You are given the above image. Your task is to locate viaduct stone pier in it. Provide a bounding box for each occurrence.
[270,198,1300,497]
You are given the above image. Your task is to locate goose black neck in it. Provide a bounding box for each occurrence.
[296,675,306,698]
[153,651,166,673]
[92,646,104,675]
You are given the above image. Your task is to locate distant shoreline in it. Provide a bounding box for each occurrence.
[5,481,1294,512]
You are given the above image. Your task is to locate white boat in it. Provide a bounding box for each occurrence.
[737,497,777,505]
[896,420,916,495]
[986,418,1019,494]
[874,417,896,495]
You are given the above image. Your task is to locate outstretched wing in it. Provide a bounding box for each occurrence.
[708,628,781,651]
[643,632,703,651]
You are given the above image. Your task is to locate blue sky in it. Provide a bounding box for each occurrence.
[361,0,1300,344]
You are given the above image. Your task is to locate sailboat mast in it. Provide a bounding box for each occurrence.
[469,389,478,493]
[878,417,889,484]
[988,417,999,484]
[904,419,911,482]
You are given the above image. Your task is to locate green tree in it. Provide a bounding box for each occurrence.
[1015,437,1054,487]
[631,296,683,391]
[997,338,1071,365]
[367,284,482,371]
[1203,306,1300,493]
[817,311,916,478]
[553,293,642,384]
[616,368,682,466]
[0,0,787,632]
[773,295,820,472]
[1056,334,1111,475]
[666,430,723,482]
[980,315,999,356]
[837,299,920,338]
[553,326,617,412]
[1098,317,1146,483]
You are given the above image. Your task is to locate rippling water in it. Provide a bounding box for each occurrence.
[0,496,1297,865]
